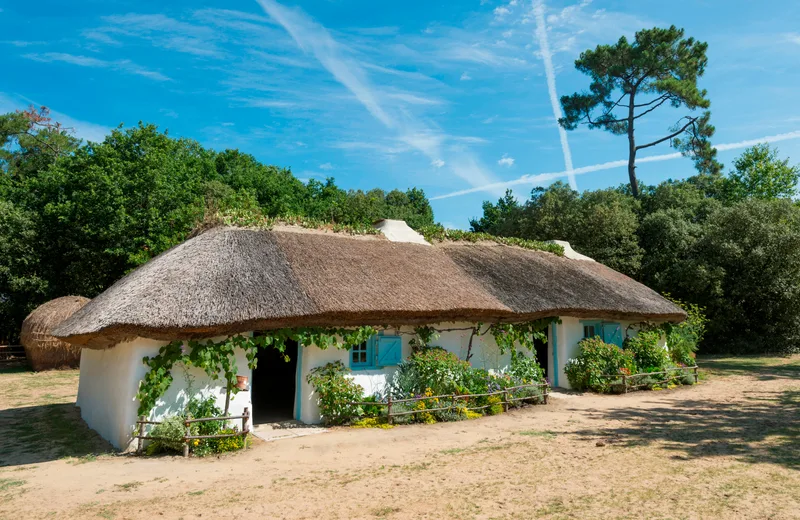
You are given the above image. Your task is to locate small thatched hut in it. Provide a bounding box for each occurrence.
[21,296,90,371]
[52,221,685,450]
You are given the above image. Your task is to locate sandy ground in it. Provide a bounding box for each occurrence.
[0,356,797,520]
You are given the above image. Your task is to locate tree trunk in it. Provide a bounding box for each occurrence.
[627,92,640,198]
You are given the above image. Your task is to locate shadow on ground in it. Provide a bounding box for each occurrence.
[572,388,799,470]
[0,403,114,467]
[698,356,800,381]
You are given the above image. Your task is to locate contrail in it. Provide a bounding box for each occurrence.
[533,0,577,190]
[430,129,800,200]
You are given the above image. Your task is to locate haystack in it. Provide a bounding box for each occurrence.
[21,296,90,370]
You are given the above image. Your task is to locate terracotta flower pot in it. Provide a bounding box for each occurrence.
[236,375,249,391]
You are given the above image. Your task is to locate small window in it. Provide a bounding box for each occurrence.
[349,335,403,370]
[350,341,373,369]
[583,325,596,339]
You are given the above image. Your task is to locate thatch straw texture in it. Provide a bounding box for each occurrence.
[441,243,685,321]
[21,296,90,370]
[53,226,685,348]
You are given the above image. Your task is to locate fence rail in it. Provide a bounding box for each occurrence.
[346,382,550,425]
[135,407,250,457]
[598,366,699,393]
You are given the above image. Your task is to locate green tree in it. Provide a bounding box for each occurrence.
[469,190,524,237]
[695,199,800,354]
[559,26,719,197]
[724,144,799,202]
[0,200,47,342]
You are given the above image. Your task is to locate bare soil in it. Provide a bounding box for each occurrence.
[0,356,797,520]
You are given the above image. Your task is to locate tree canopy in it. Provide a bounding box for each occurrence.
[471,145,800,354]
[0,107,435,342]
[559,26,719,197]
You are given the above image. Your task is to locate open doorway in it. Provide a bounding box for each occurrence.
[251,338,298,424]
[533,334,549,380]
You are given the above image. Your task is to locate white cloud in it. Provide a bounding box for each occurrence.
[498,154,515,167]
[386,92,443,105]
[95,13,225,58]
[786,33,800,45]
[533,1,576,190]
[159,108,179,118]
[431,159,445,168]
[319,162,333,170]
[221,122,235,126]
[23,52,171,81]
[431,129,800,200]
[257,0,502,192]
[494,7,511,19]
[482,115,498,124]
[460,71,471,81]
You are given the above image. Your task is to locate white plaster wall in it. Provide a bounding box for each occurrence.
[297,322,513,424]
[553,318,664,389]
[77,337,252,451]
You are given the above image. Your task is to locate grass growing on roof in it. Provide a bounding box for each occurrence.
[193,207,381,237]
[419,224,565,256]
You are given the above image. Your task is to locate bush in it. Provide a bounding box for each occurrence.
[624,331,670,372]
[388,347,471,398]
[306,361,365,425]
[564,337,636,392]
[506,350,545,384]
[145,416,187,455]
[186,396,224,457]
[662,297,706,365]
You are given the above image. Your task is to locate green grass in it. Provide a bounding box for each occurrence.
[113,481,143,492]
[517,430,557,439]
[0,478,25,492]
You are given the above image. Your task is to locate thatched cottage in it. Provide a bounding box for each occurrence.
[53,220,684,450]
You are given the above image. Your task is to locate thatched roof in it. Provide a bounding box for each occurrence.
[21,296,90,370]
[53,226,685,348]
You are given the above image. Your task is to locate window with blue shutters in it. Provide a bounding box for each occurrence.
[349,335,403,370]
[602,322,623,347]
[581,321,624,347]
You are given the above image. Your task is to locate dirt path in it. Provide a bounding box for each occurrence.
[0,357,797,519]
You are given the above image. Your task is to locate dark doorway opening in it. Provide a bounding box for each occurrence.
[251,338,298,424]
[533,334,549,380]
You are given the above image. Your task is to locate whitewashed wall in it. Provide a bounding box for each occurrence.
[552,318,666,389]
[77,337,252,451]
[296,322,514,424]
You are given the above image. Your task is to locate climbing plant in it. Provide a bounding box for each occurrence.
[487,318,557,355]
[135,326,376,417]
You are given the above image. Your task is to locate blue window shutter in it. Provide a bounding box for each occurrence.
[376,336,402,367]
[603,322,623,347]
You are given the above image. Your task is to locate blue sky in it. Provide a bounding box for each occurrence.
[2,0,800,228]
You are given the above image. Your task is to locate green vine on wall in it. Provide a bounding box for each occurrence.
[136,326,377,417]
[487,318,559,356]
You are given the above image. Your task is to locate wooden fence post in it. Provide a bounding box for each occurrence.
[502,390,509,412]
[243,407,250,434]
[137,416,145,455]
[386,395,393,425]
[183,417,191,458]
[693,366,698,384]
[543,385,548,405]
[622,375,628,394]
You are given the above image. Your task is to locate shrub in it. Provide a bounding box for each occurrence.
[209,429,246,453]
[662,297,706,365]
[145,416,187,455]
[564,337,636,392]
[624,331,670,372]
[388,347,471,398]
[186,396,224,457]
[506,350,545,384]
[306,361,365,425]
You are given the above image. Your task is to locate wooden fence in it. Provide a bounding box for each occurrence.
[347,382,550,425]
[599,366,699,393]
[135,407,250,457]
[0,345,26,368]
